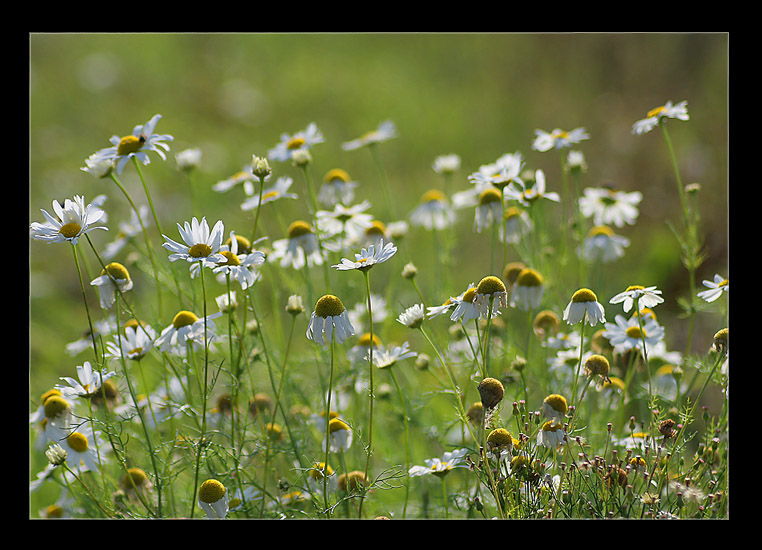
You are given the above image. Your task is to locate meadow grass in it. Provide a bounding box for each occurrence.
[29,34,728,520]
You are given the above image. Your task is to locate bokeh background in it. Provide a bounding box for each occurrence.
[30,32,728,402]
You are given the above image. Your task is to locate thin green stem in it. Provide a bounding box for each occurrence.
[359,269,374,518]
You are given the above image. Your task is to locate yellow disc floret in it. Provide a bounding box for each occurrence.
[58,222,82,239]
[571,288,598,303]
[543,394,568,415]
[198,479,226,504]
[172,310,199,329]
[66,432,89,453]
[287,220,313,239]
[314,294,345,318]
[420,189,446,203]
[117,134,145,155]
[516,268,543,287]
[476,275,507,296]
[101,262,130,281]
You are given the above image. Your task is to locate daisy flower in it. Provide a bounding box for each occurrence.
[212,231,266,290]
[105,323,156,361]
[154,310,222,354]
[90,262,133,310]
[510,268,544,311]
[271,221,324,270]
[542,394,568,422]
[697,274,728,302]
[316,200,374,243]
[213,164,258,195]
[563,288,606,326]
[93,114,174,175]
[578,186,642,227]
[602,314,665,356]
[318,168,359,207]
[81,151,115,179]
[162,217,226,276]
[578,226,630,264]
[373,341,417,369]
[532,127,589,152]
[332,239,397,271]
[426,298,457,319]
[432,154,461,175]
[398,303,426,329]
[341,120,397,151]
[632,100,689,135]
[537,421,567,450]
[30,195,108,245]
[609,285,664,313]
[56,361,116,400]
[473,187,504,233]
[409,189,455,231]
[240,175,298,211]
[268,122,324,162]
[449,283,483,325]
[408,448,469,478]
[175,147,202,172]
[50,423,107,474]
[504,169,560,207]
[198,479,229,519]
[565,150,587,173]
[306,294,355,345]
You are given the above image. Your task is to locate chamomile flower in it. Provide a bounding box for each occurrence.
[602,314,665,356]
[537,421,566,450]
[213,164,258,195]
[398,303,426,329]
[504,169,560,206]
[94,114,174,175]
[697,274,729,302]
[90,262,133,310]
[542,394,568,422]
[500,206,533,244]
[268,122,324,162]
[449,283,482,324]
[323,418,354,452]
[240,175,298,211]
[468,152,525,190]
[579,186,642,227]
[30,195,108,245]
[318,168,359,207]
[610,285,664,313]
[212,231,266,290]
[341,120,397,151]
[175,147,202,172]
[198,479,229,519]
[632,100,689,135]
[81,151,115,178]
[563,288,607,326]
[578,225,630,264]
[154,310,222,354]
[474,275,509,319]
[162,217,226,275]
[532,127,589,152]
[409,189,455,231]
[56,361,116,400]
[332,239,397,271]
[432,154,461,175]
[51,423,107,473]
[473,187,505,233]
[105,323,156,362]
[510,268,544,311]
[271,221,324,270]
[373,341,417,369]
[316,200,374,242]
[408,448,469,478]
[306,294,355,345]
[426,298,457,319]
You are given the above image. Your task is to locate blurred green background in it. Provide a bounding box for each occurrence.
[30,32,728,397]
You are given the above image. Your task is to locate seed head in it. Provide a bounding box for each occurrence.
[478,377,505,410]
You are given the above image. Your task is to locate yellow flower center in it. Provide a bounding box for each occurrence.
[226,234,252,254]
[718,279,728,288]
[571,288,598,303]
[626,326,645,339]
[461,288,477,303]
[172,310,199,329]
[117,134,146,155]
[287,136,306,150]
[542,420,564,432]
[585,354,610,376]
[262,190,280,201]
[188,243,213,258]
[420,189,446,203]
[309,462,334,480]
[43,395,70,419]
[366,220,386,236]
[198,479,226,504]
[503,206,523,220]
[58,222,82,239]
[123,467,148,488]
[647,106,666,118]
[625,285,645,292]
[478,187,503,205]
[219,250,241,266]
[45,505,64,518]
[287,220,313,239]
[544,394,568,415]
[516,268,543,287]
[553,129,570,139]
[476,275,507,296]
[487,428,513,448]
[503,262,527,285]
[41,388,62,405]
[588,225,614,238]
[67,431,89,453]
[314,294,345,318]
[101,262,130,281]
[357,332,381,348]
[324,168,350,182]
[328,418,350,433]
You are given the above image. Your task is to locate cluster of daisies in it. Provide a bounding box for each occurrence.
[29,99,727,518]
